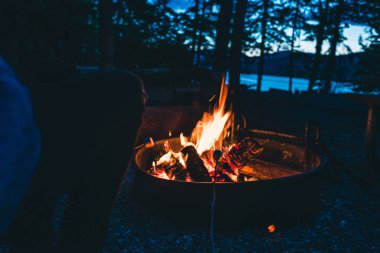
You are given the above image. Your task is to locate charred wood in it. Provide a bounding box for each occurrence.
[227,137,263,167]
[150,153,187,181]
[181,145,212,182]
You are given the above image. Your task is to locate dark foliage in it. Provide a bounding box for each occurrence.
[354,43,380,92]
[352,0,380,92]
[0,0,378,91]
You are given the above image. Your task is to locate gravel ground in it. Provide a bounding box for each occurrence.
[2,91,379,252]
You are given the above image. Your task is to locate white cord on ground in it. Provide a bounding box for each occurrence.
[210,181,216,253]
[210,150,222,253]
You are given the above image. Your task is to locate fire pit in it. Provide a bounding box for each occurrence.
[134,130,325,225]
[133,81,326,226]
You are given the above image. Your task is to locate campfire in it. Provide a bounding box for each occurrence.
[150,135,265,182]
[133,79,326,225]
[146,80,301,183]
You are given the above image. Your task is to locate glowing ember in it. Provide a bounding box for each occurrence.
[150,150,188,181]
[146,137,155,148]
[151,168,170,180]
[268,224,276,233]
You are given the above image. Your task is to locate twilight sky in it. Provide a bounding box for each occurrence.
[167,0,370,55]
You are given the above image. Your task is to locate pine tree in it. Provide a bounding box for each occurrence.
[288,0,301,92]
[323,0,345,93]
[256,0,269,92]
[307,0,330,92]
[213,0,234,85]
[229,0,248,92]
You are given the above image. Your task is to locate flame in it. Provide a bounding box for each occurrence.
[156,151,173,165]
[156,151,186,168]
[180,133,189,146]
[151,78,237,182]
[183,78,232,155]
[146,137,155,148]
[153,170,170,180]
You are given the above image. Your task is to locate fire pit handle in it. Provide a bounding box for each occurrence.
[238,114,247,129]
[304,122,320,170]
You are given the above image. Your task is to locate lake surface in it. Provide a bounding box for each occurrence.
[237,73,354,93]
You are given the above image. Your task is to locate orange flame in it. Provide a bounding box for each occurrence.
[146,137,155,148]
[152,79,234,181]
[183,78,232,155]
[156,151,187,168]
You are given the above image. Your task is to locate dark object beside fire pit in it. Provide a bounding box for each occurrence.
[133,129,326,226]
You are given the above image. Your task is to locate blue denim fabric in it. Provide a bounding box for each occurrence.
[0,58,40,234]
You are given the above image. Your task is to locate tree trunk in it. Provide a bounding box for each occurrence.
[213,0,234,86]
[288,0,300,93]
[324,0,344,93]
[229,0,248,93]
[99,0,114,69]
[308,0,329,92]
[192,0,200,66]
[228,0,247,141]
[257,0,269,92]
[195,0,208,67]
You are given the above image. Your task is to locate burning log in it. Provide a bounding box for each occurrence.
[163,159,187,181]
[150,150,188,181]
[211,161,234,182]
[211,150,233,182]
[149,137,264,182]
[181,145,212,182]
[226,137,263,167]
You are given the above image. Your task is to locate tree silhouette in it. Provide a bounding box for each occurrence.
[229,0,248,92]
[288,0,301,92]
[191,0,200,65]
[195,0,211,67]
[352,0,380,92]
[256,0,269,92]
[323,0,345,93]
[0,0,377,92]
[306,0,330,92]
[213,0,234,86]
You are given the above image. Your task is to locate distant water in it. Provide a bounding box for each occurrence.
[237,73,355,93]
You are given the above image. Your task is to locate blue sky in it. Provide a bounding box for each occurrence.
[167,0,371,55]
[299,25,370,54]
